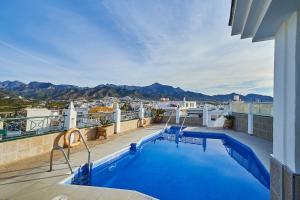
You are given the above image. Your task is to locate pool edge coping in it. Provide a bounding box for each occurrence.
[59,129,163,185]
[59,127,270,194]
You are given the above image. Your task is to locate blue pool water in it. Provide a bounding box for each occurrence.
[70,130,270,200]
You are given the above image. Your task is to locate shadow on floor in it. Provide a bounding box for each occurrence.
[0,173,68,186]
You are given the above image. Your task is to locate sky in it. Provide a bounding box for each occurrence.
[0,0,274,96]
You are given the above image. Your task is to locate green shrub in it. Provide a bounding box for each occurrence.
[151,109,166,123]
[99,117,113,127]
[224,114,234,120]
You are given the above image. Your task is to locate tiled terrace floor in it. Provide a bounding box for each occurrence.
[0,124,272,200]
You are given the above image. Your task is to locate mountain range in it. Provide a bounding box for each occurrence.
[0,81,273,102]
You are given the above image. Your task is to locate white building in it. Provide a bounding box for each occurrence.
[155,97,197,110]
[25,108,59,132]
[75,103,90,116]
[229,0,300,199]
[233,95,240,101]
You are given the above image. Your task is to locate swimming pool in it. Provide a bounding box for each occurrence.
[68,128,270,200]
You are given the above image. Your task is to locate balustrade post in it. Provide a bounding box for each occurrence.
[64,101,77,130]
[176,106,181,124]
[113,103,121,134]
[138,102,145,119]
[203,104,209,126]
[247,103,253,135]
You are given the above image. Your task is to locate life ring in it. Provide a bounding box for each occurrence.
[137,119,147,127]
[63,128,81,148]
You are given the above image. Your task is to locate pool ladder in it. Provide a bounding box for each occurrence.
[162,110,175,133]
[179,114,188,135]
[49,129,91,174]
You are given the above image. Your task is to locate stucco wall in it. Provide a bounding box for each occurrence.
[105,124,115,137]
[161,116,203,126]
[182,116,203,126]
[0,132,59,166]
[119,117,151,133]
[161,116,176,124]
[0,127,96,166]
[0,117,152,166]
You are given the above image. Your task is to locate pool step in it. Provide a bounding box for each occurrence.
[72,162,93,185]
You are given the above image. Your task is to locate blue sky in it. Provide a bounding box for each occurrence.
[0,0,274,96]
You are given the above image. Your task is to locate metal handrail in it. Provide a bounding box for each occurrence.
[179,114,188,135]
[1,115,65,141]
[49,145,73,173]
[0,115,66,121]
[49,129,91,174]
[163,110,175,132]
[67,130,91,171]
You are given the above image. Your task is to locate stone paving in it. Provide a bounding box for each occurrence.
[0,125,163,200]
[0,124,272,200]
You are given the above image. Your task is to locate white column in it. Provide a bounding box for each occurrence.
[273,11,300,173]
[0,117,3,130]
[113,103,121,134]
[138,102,145,119]
[229,101,233,114]
[176,106,181,124]
[247,103,253,135]
[64,101,77,130]
[203,104,209,126]
[0,117,3,140]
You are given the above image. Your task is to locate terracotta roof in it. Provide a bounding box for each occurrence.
[89,107,113,113]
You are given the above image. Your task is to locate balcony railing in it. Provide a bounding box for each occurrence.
[121,111,139,121]
[0,115,65,141]
[0,110,152,142]
[77,112,114,128]
[231,102,273,116]
[144,110,152,118]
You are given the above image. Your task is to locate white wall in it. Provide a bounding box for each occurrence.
[25,108,52,132]
[273,11,300,173]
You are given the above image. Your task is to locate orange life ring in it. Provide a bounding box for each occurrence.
[137,119,147,127]
[63,128,81,148]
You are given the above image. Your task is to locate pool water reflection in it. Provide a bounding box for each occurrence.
[71,131,270,200]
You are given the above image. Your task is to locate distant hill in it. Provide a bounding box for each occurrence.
[0,81,273,102]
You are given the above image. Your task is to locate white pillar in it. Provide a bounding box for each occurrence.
[113,103,121,134]
[0,117,3,130]
[229,101,233,114]
[203,104,209,126]
[176,106,181,124]
[138,102,145,119]
[64,101,77,130]
[273,11,300,173]
[247,103,253,135]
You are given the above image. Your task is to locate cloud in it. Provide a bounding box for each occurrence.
[0,0,274,96]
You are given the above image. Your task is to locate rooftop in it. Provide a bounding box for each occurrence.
[0,124,271,200]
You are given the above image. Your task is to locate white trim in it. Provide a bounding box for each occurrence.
[60,129,162,184]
